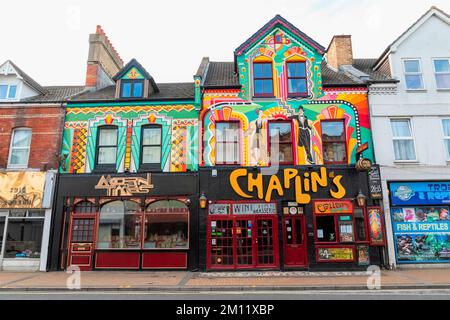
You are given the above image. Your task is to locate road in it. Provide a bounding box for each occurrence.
[0,289,449,300]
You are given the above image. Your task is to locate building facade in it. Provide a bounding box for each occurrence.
[369,7,450,267]
[0,60,83,271]
[48,27,200,271]
[196,16,387,271]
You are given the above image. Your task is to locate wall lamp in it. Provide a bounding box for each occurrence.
[199,192,207,209]
[356,190,367,207]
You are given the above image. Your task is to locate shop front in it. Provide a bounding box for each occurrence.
[0,171,54,271]
[48,172,198,271]
[199,166,386,271]
[389,181,450,264]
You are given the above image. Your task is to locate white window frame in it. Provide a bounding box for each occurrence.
[433,58,450,90]
[390,118,417,162]
[441,118,450,161]
[7,128,32,169]
[0,84,18,100]
[402,58,424,90]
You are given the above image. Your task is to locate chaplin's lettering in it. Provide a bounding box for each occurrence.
[230,167,346,203]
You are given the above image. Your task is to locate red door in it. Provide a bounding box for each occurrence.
[283,215,308,267]
[67,215,97,271]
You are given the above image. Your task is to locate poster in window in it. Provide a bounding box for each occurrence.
[317,247,354,262]
[357,245,370,266]
[368,207,385,246]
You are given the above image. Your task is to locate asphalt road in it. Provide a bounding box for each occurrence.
[0,289,449,300]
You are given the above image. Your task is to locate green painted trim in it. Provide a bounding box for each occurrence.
[68,101,196,108]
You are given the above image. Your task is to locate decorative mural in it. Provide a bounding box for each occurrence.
[61,103,199,173]
[200,23,374,167]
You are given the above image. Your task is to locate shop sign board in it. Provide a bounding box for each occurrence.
[232,203,276,214]
[0,172,46,209]
[391,206,450,263]
[313,200,353,214]
[95,174,154,196]
[368,165,382,199]
[208,204,231,215]
[317,247,354,262]
[390,181,450,206]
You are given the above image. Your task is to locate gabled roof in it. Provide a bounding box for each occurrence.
[112,58,159,93]
[374,6,450,70]
[234,14,326,57]
[2,60,48,94]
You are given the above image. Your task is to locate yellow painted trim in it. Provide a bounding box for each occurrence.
[253,55,272,63]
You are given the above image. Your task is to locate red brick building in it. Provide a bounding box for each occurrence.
[0,60,84,271]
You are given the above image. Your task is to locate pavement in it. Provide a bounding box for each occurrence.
[0,268,449,291]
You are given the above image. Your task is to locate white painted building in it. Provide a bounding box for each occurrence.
[368,7,450,267]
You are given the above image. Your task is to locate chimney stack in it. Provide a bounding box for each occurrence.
[326,35,353,70]
[85,25,124,90]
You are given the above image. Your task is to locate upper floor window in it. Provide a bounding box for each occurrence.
[268,121,293,164]
[8,128,32,168]
[0,84,17,100]
[121,80,144,98]
[253,62,273,97]
[216,122,240,165]
[391,119,416,161]
[96,126,118,168]
[442,119,450,160]
[287,62,307,96]
[403,59,424,90]
[140,125,162,170]
[321,120,346,164]
[433,59,450,89]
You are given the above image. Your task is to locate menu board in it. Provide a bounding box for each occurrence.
[368,165,383,199]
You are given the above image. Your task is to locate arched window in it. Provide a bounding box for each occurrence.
[73,201,96,214]
[144,200,189,249]
[253,57,274,97]
[8,127,32,168]
[95,125,118,169]
[97,200,142,249]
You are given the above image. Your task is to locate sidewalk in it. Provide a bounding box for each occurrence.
[0,269,449,291]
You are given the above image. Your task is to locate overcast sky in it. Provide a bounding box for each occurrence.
[1,0,450,86]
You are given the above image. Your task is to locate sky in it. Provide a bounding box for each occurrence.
[1,0,450,86]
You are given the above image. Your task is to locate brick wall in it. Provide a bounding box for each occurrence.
[0,104,65,170]
[326,35,353,70]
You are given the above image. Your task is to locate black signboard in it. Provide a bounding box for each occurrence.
[368,165,383,199]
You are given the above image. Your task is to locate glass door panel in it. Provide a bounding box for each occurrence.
[210,219,234,267]
[256,218,275,266]
[235,219,253,267]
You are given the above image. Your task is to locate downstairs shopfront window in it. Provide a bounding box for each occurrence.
[4,210,45,259]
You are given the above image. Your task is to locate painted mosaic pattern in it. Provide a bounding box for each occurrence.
[61,103,199,173]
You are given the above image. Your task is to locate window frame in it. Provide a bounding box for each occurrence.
[402,58,425,90]
[253,61,274,98]
[267,120,294,165]
[7,127,32,169]
[432,58,450,90]
[390,118,417,162]
[441,118,450,161]
[120,79,145,98]
[320,119,347,165]
[215,121,241,166]
[95,125,118,171]
[140,124,162,171]
[286,61,308,97]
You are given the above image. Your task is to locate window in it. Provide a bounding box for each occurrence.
[253,62,274,96]
[269,121,293,164]
[354,208,368,242]
[97,200,142,249]
[0,85,17,99]
[442,119,450,160]
[140,125,162,169]
[216,122,240,165]
[321,120,346,164]
[316,216,336,242]
[0,85,7,99]
[403,59,424,90]
[4,209,45,259]
[287,62,307,96]
[96,126,117,167]
[8,128,32,168]
[8,85,17,98]
[391,119,416,161]
[433,59,450,89]
[144,200,189,249]
[121,80,144,98]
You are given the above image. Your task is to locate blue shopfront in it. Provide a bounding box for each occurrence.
[389,181,450,264]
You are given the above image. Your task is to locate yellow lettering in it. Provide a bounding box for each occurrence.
[230,169,252,198]
[248,173,264,200]
[265,176,284,202]
[295,176,311,204]
[311,167,328,192]
[283,168,298,189]
[330,175,346,199]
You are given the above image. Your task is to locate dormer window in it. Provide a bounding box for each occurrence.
[120,80,144,98]
[0,84,17,100]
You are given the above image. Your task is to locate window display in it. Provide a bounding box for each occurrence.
[316,215,336,242]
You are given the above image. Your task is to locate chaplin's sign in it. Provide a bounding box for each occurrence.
[95,174,154,196]
[0,172,46,209]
